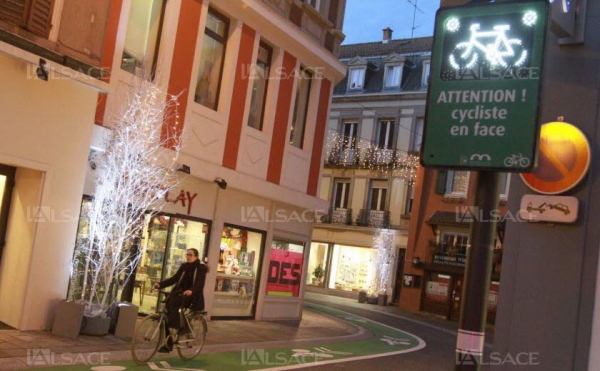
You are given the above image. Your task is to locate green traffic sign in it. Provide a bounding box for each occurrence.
[421,0,549,171]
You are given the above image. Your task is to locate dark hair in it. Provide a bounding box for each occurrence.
[187,248,199,257]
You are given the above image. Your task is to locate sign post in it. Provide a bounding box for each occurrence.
[422,1,549,369]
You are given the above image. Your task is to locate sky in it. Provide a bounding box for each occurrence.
[342,0,440,44]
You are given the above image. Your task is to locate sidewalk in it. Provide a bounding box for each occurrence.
[0,305,365,370]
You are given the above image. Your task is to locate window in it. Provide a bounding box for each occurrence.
[412,118,424,152]
[369,180,387,211]
[440,232,469,255]
[248,42,272,130]
[384,65,402,88]
[307,242,329,286]
[377,120,395,149]
[195,8,229,110]
[307,0,321,9]
[422,60,431,88]
[446,171,469,197]
[0,0,55,38]
[333,180,350,209]
[342,121,358,150]
[267,239,305,297]
[499,173,511,200]
[348,68,365,90]
[289,67,312,148]
[121,0,166,78]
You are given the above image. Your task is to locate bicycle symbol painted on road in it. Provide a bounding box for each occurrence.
[444,11,538,71]
[504,153,531,168]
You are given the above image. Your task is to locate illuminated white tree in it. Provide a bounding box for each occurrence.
[368,229,394,297]
[77,77,183,316]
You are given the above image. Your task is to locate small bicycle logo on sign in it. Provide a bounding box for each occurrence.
[504,153,531,168]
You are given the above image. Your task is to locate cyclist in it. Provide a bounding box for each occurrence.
[153,248,208,353]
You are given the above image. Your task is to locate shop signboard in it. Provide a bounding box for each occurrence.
[421,0,548,171]
[433,253,467,267]
[266,249,303,297]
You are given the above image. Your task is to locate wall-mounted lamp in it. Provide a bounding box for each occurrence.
[36,58,48,81]
[214,177,227,190]
[412,257,423,268]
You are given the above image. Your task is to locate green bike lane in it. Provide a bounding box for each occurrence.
[41,302,426,370]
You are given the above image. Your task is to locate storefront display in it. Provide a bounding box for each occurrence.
[213,225,264,318]
[128,214,210,314]
[328,244,372,292]
[306,242,329,286]
[266,239,304,297]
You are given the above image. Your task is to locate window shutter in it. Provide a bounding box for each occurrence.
[26,0,53,38]
[435,170,447,194]
[0,0,30,27]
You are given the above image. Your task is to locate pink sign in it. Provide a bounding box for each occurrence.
[266,249,303,297]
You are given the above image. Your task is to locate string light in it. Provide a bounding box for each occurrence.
[368,228,394,297]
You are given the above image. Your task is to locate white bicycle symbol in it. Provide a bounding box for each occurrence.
[449,23,528,69]
[504,153,530,168]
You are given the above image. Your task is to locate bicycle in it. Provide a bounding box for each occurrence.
[503,153,530,168]
[449,23,528,69]
[131,291,208,364]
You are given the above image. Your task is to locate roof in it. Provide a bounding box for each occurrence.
[334,36,433,96]
[339,37,433,59]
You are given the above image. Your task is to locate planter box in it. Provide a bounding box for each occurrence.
[108,302,139,340]
[358,291,367,303]
[366,296,378,304]
[51,300,84,339]
[80,316,111,336]
[378,294,388,306]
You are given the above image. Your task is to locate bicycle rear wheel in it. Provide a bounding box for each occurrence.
[132,314,163,364]
[176,312,208,361]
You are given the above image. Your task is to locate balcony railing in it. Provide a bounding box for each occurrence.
[356,209,390,228]
[319,207,353,225]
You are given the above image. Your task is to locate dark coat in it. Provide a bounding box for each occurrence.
[158,260,208,311]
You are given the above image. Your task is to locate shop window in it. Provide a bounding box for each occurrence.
[195,7,229,110]
[307,242,329,286]
[0,164,15,264]
[289,67,312,148]
[328,244,372,292]
[130,214,211,314]
[121,0,166,79]
[214,225,264,317]
[248,41,272,131]
[440,232,469,255]
[424,273,451,303]
[266,239,305,297]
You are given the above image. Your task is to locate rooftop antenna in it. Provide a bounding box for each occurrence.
[406,0,425,38]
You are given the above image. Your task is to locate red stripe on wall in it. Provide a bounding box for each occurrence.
[267,51,297,184]
[307,78,332,196]
[94,0,124,125]
[223,24,256,169]
[162,0,203,149]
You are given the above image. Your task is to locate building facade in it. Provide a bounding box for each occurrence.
[307,31,431,302]
[0,0,347,330]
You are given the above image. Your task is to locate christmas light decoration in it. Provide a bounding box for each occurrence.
[368,229,394,297]
[325,131,419,184]
[74,76,184,316]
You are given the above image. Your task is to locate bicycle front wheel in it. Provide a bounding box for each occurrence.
[132,314,163,364]
[177,313,208,361]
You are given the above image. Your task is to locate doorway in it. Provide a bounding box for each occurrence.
[392,249,406,304]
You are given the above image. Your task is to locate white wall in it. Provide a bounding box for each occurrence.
[0,53,98,330]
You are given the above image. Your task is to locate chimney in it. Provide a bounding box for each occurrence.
[382,27,393,43]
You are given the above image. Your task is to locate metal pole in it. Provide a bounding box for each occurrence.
[455,171,500,370]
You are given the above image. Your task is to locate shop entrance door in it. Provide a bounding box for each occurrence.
[124,214,211,314]
[450,276,463,320]
[392,249,406,304]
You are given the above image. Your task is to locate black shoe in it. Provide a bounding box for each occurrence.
[157,345,172,353]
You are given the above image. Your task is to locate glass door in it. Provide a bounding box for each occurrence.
[134,215,170,313]
[163,217,210,280]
